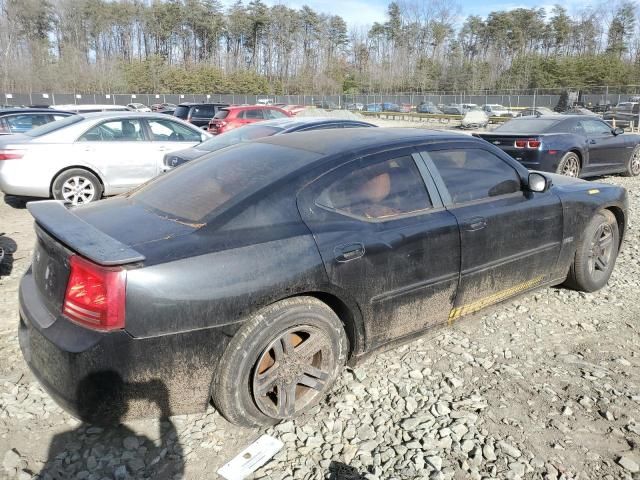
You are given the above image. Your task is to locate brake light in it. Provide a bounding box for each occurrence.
[513,138,541,149]
[63,255,126,331]
[0,149,24,160]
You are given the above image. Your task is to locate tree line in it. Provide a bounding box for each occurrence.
[1,0,639,95]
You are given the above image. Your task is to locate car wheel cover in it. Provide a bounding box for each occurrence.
[561,155,579,177]
[588,221,614,280]
[631,148,640,175]
[252,325,335,419]
[61,176,95,205]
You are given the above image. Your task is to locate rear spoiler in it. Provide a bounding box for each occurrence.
[27,200,145,266]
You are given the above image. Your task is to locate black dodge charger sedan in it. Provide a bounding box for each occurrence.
[475,115,640,178]
[19,129,627,426]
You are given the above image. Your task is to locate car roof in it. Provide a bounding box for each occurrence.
[78,111,185,119]
[254,127,472,157]
[513,114,589,120]
[241,117,373,129]
[178,102,228,107]
[0,108,72,115]
[223,105,283,111]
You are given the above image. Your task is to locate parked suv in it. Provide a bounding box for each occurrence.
[174,103,229,129]
[208,105,290,135]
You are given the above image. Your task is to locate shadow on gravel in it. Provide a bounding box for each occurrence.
[0,234,16,277]
[38,372,184,480]
[327,461,367,480]
[3,195,36,209]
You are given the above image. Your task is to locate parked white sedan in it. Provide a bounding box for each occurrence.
[0,112,210,204]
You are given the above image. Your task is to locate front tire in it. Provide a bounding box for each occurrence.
[212,297,348,427]
[52,168,103,205]
[564,210,619,292]
[623,145,640,177]
[556,152,581,177]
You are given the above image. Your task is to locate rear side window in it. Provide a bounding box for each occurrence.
[427,149,521,203]
[264,109,287,119]
[316,156,432,220]
[25,114,83,137]
[5,114,52,132]
[78,119,144,142]
[174,106,190,119]
[214,110,229,119]
[191,105,215,118]
[242,109,264,120]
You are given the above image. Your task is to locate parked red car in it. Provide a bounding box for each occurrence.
[208,106,291,134]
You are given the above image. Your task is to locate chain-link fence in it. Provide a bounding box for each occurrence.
[3,87,640,109]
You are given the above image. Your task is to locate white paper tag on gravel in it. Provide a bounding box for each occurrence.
[217,434,284,480]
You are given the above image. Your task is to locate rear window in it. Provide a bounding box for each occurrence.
[214,110,229,119]
[174,106,190,119]
[128,142,316,223]
[191,105,215,118]
[25,115,83,137]
[494,119,560,134]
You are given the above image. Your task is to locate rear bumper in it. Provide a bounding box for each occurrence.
[0,166,50,198]
[502,150,560,173]
[19,269,232,423]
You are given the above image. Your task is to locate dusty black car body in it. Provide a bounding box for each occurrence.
[18,129,627,423]
[475,115,640,177]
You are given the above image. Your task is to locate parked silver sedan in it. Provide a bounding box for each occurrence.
[0,112,210,204]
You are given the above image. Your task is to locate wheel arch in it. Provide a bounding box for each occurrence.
[50,165,106,197]
[604,205,626,249]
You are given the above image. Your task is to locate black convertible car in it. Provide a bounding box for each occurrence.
[163,117,376,170]
[475,115,640,178]
[19,129,627,426]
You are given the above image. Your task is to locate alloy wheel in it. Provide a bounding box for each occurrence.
[588,222,614,280]
[252,325,335,419]
[631,148,640,175]
[561,155,580,177]
[61,176,96,205]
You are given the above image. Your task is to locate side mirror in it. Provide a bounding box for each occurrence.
[528,172,550,193]
[612,127,624,135]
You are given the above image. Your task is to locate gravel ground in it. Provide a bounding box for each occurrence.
[1,172,639,479]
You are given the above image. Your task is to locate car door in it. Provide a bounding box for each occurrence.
[76,118,156,191]
[580,118,630,171]
[420,144,564,320]
[143,118,204,175]
[297,149,461,350]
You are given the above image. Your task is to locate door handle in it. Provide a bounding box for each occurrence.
[465,217,487,231]
[335,243,365,262]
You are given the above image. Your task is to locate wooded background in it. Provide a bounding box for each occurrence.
[1,0,640,94]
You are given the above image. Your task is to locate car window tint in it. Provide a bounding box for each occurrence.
[566,120,586,135]
[428,149,521,203]
[581,119,613,135]
[245,109,264,120]
[214,110,229,119]
[191,105,214,118]
[25,114,83,137]
[174,105,190,118]
[147,119,201,142]
[5,114,51,132]
[265,109,287,119]
[78,119,143,142]
[495,119,559,133]
[0,118,8,134]
[316,156,432,220]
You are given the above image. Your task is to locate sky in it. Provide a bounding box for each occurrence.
[220,0,591,28]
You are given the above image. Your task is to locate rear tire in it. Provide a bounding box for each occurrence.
[212,296,348,427]
[556,152,581,177]
[623,145,640,177]
[564,210,619,292]
[52,168,103,205]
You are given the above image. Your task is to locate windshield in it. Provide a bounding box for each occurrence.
[25,115,83,137]
[128,142,317,223]
[494,119,560,134]
[198,125,284,152]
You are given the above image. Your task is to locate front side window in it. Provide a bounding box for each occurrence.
[264,108,287,119]
[78,119,143,142]
[147,119,201,142]
[581,119,613,136]
[243,109,264,120]
[427,149,521,204]
[316,156,432,220]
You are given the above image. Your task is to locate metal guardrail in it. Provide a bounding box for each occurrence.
[359,112,512,123]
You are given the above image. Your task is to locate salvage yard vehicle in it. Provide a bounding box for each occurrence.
[173,102,229,129]
[19,128,627,427]
[0,112,210,204]
[164,117,376,170]
[460,109,489,129]
[482,104,514,117]
[474,115,640,177]
[208,105,291,135]
[603,102,640,128]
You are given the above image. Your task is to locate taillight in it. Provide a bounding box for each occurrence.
[513,138,541,149]
[63,255,126,331]
[0,149,24,160]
